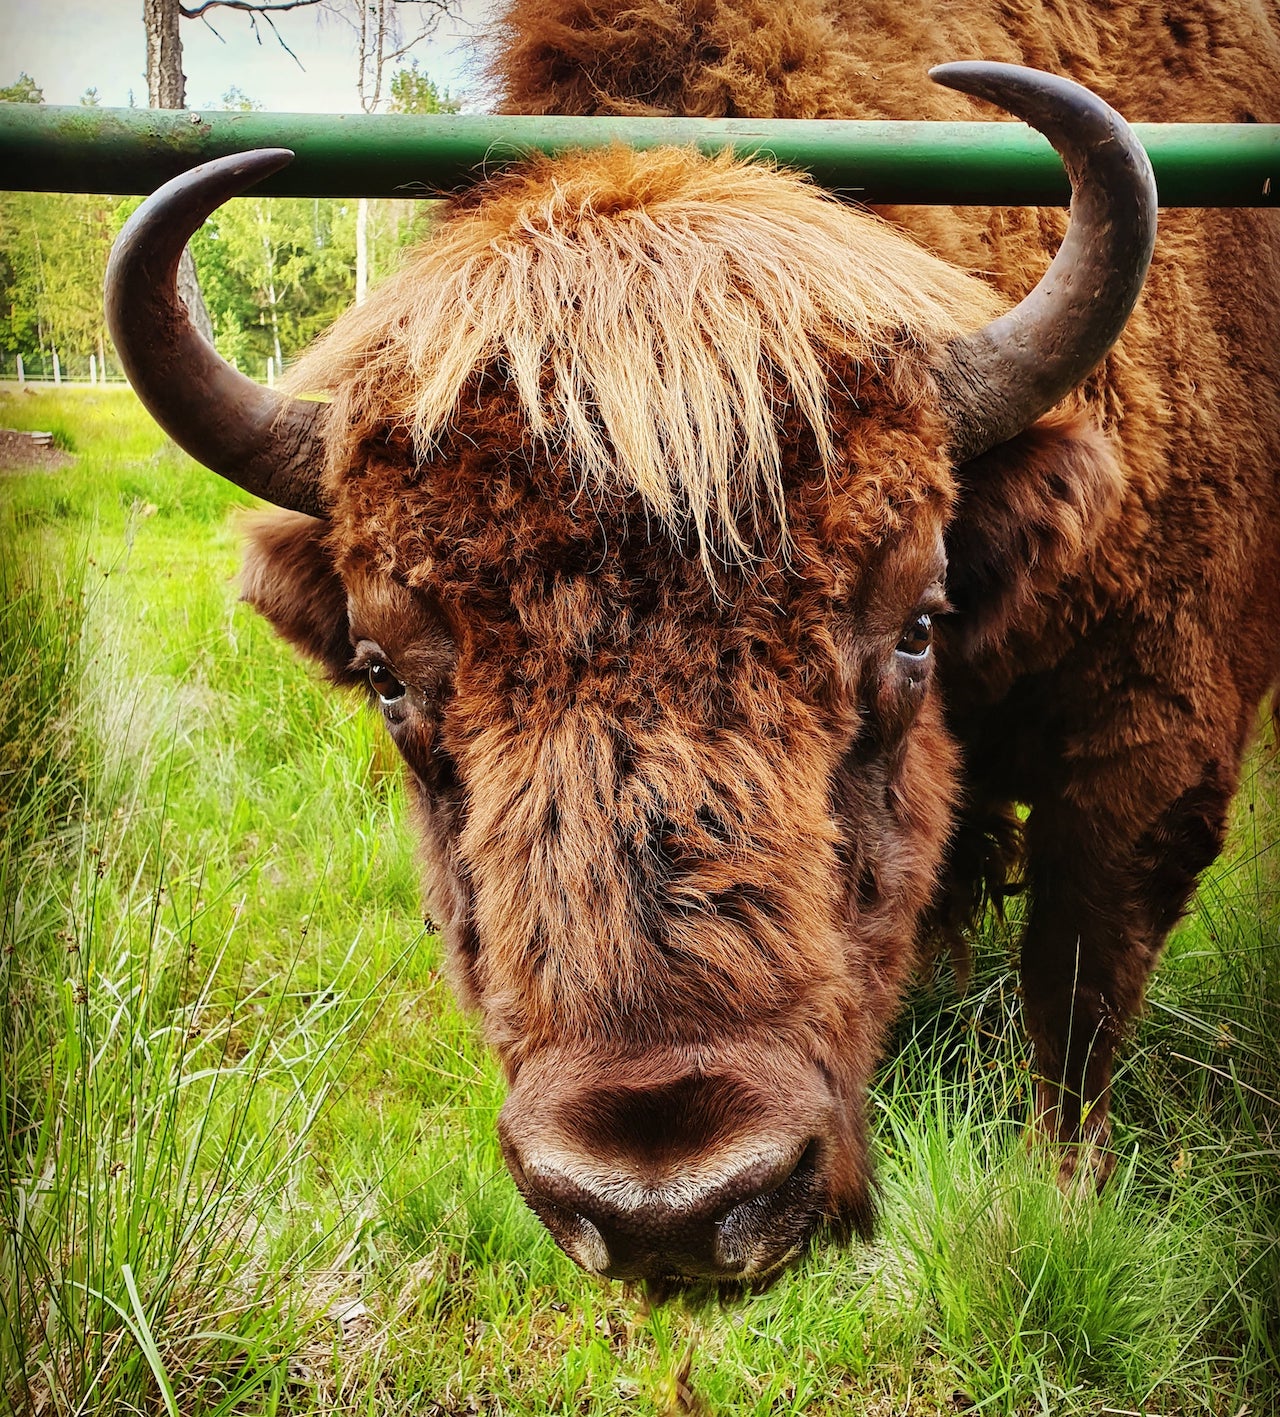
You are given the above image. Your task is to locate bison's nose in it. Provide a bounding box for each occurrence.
[507,1139,821,1280]
[500,1061,837,1280]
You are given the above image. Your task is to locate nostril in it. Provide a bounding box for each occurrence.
[714,1139,820,1271]
[721,1137,819,1216]
[539,1201,611,1274]
[502,1139,616,1275]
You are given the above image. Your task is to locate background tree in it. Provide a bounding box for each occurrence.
[0,75,116,380]
[0,13,460,383]
[140,0,457,314]
[373,58,461,281]
[388,56,458,115]
[0,74,44,104]
[188,90,357,375]
[0,190,117,380]
[143,0,215,338]
[333,0,457,303]
[192,192,357,374]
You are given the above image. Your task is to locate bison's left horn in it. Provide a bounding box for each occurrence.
[105,149,328,517]
[928,63,1157,464]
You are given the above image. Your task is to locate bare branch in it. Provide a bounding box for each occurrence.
[383,32,431,64]
[179,0,325,20]
[259,9,306,67]
[198,14,227,42]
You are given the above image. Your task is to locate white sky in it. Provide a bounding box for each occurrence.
[0,0,495,112]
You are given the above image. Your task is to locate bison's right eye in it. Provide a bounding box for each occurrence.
[896,613,933,659]
[368,662,406,703]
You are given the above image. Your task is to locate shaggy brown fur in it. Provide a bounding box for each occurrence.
[243,0,1280,1275]
[485,0,1280,1168]
[288,147,997,568]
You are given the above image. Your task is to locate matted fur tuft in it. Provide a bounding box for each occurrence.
[288,145,999,564]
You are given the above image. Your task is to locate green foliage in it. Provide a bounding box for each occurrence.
[0,73,43,104]
[190,195,357,374]
[0,191,117,372]
[2,387,1276,1416]
[218,85,261,112]
[0,72,456,380]
[0,78,96,374]
[389,59,461,115]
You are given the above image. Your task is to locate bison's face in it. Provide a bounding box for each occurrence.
[112,65,1153,1285]
[243,398,959,1282]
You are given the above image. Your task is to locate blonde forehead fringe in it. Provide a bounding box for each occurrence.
[288,146,1002,563]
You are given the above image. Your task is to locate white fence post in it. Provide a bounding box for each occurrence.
[15,354,23,385]
[52,351,61,385]
[90,353,98,385]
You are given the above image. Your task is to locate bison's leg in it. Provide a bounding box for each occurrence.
[1018,761,1237,1187]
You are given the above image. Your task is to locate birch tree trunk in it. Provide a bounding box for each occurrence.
[260,208,285,368]
[355,197,369,305]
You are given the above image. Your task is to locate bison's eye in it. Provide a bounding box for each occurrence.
[368,662,406,703]
[896,613,932,659]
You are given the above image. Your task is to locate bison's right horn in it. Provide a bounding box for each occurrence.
[105,149,328,517]
[929,63,1157,465]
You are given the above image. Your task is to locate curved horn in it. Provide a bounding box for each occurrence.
[928,63,1157,464]
[105,149,327,516]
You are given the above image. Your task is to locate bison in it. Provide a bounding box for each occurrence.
[104,0,1280,1285]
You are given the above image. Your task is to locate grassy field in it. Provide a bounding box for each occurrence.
[1,386,1277,1416]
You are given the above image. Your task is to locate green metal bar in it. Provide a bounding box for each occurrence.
[0,104,1276,206]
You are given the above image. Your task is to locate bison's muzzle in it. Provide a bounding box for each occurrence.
[498,1054,841,1281]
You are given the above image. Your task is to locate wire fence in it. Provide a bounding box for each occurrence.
[0,350,129,385]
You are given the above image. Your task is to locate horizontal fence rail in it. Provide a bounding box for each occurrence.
[0,105,1277,206]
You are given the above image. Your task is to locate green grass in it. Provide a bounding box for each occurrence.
[2,387,1277,1416]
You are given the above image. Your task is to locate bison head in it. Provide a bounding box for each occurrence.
[106,65,1154,1283]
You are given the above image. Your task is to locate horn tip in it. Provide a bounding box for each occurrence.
[928,60,1119,129]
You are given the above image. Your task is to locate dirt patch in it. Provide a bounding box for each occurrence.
[0,429,76,473]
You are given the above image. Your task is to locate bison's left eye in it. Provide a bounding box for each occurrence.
[896,613,933,659]
[368,662,406,703]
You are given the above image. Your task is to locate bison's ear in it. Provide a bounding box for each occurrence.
[239,511,356,683]
[944,409,1126,657]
